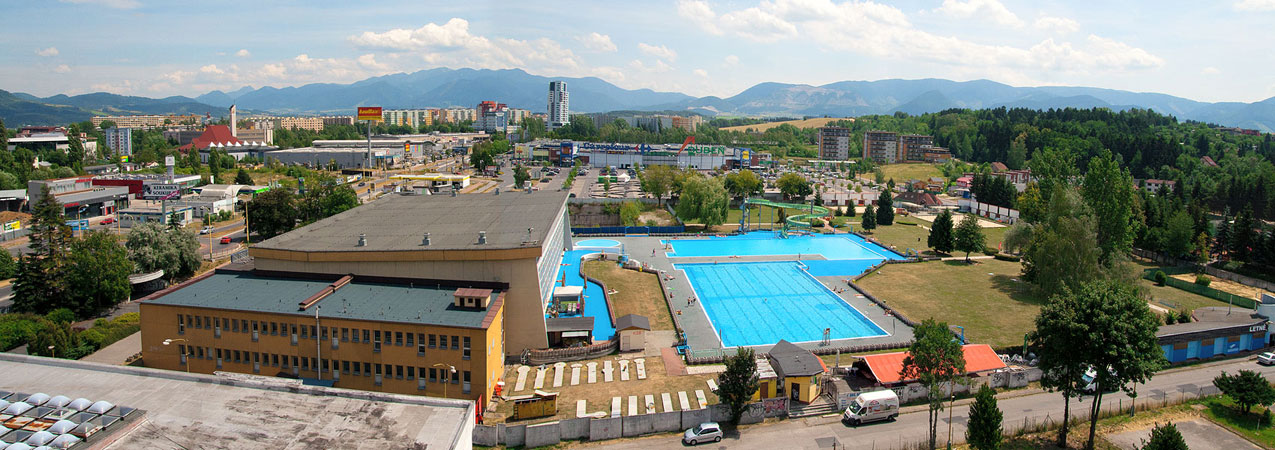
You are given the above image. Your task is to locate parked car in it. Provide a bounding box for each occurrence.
[99,217,116,225]
[842,389,899,425]
[682,422,722,445]
[220,236,232,244]
[200,226,214,234]
[1258,352,1275,366]
[1081,366,1119,394]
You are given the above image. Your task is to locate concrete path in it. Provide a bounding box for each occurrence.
[1105,419,1260,450]
[685,364,725,375]
[678,391,691,411]
[80,332,140,365]
[571,364,581,385]
[553,362,565,388]
[660,348,686,376]
[661,393,674,412]
[514,366,529,391]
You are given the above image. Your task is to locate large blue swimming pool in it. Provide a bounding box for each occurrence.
[675,261,887,347]
[664,232,903,276]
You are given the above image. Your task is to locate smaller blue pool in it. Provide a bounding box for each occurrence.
[576,239,621,247]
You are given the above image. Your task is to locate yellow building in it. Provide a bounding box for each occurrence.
[140,270,506,410]
[767,340,827,403]
[752,357,779,401]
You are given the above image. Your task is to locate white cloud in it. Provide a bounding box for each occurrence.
[676,1,722,35]
[628,59,674,73]
[59,0,140,9]
[1202,67,1221,75]
[637,43,677,62]
[357,53,388,70]
[1235,0,1275,11]
[724,55,739,66]
[36,47,59,57]
[1034,16,1079,34]
[54,64,71,74]
[576,32,617,52]
[199,64,225,75]
[348,18,582,73]
[235,49,251,57]
[717,4,800,42]
[934,0,1024,28]
[693,68,709,78]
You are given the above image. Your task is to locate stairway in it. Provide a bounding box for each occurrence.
[788,399,839,418]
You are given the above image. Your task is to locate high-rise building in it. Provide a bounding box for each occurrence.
[817,127,851,160]
[899,134,934,162]
[863,131,900,163]
[862,131,951,164]
[475,101,520,133]
[103,127,134,157]
[547,81,569,131]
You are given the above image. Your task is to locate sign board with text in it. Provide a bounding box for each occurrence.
[357,107,383,121]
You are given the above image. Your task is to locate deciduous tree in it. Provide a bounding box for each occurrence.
[1213,370,1275,415]
[1138,422,1188,450]
[954,214,986,262]
[66,231,131,317]
[901,319,966,450]
[777,173,812,200]
[717,347,759,424]
[1082,152,1136,264]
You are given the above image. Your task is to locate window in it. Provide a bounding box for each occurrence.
[342,360,350,374]
[194,316,202,328]
[309,325,317,339]
[204,316,211,329]
[374,363,382,376]
[177,314,185,334]
[406,333,414,347]
[272,354,279,366]
[196,347,205,358]
[451,370,459,384]
[241,320,248,332]
[428,368,437,382]
[395,332,404,346]
[291,324,298,336]
[417,337,426,355]
[270,322,278,335]
[451,336,459,350]
[428,334,437,348]
[300,326,309,339]
[353,362,361,376]
[232,319,239,333]
[341,328,349,342]
[351,328,360,343]
[463,337,471,360]
[362,329,370,343]
[407,367,415,380]
[291,356,298,368]
[321,327,328,340]
[396,365,404,379]
[462,371,471,394]
[363,362,371,376]
[233,350,241,363]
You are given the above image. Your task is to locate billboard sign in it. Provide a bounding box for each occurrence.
[144,183,181,199]
[3,220,19,231]
[357,107,383,121]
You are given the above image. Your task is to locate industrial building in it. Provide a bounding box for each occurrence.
[263,147,396,170]
[515,140,757,169]
[92,173,201,199]
[1157,304,1272,364]
[27,177,131,217]
[818,127,851,160]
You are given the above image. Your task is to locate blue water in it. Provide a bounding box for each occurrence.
[550,249,616,341]
[675,261,887,347]
[576,239,621,248]
[664,232,904,276]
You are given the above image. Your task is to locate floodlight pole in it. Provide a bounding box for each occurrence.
[315,305,322,381]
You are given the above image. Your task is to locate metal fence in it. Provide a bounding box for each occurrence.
[1142,267,1257,310]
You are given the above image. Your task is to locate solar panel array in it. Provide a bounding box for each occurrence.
[0,391,140,450]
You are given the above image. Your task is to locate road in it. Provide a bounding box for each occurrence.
[593,356,1275,450]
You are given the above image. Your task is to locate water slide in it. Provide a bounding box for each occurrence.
[741,198,831,230]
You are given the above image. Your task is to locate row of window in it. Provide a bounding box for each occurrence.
[178,345,473,394]
[176,314,473,359]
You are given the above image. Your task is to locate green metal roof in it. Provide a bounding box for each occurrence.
[147,272,494,328]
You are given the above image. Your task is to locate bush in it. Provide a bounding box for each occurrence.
[1177,310,1191,323]
[809,218,825,227]
[1165,313,1177,325]
[0,314,44,351]
[46,308,77,324]
[982,247,998,256]
[645,219,657,227]
[830,218,847,228]
[1195,274,1211,287]
[993,253,1021,262]
[78,312,140,351]
[1154,271,1168,286]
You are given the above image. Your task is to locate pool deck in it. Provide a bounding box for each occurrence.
[584,235,914,353]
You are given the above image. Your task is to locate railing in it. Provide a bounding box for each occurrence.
[571,225,686,235]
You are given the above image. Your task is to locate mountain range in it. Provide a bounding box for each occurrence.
[3,68,1273,131]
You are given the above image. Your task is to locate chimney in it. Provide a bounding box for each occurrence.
[526,227,534,242]
[357,233,367,247]
[478,231,487,245]
[422,232,431,246]
[229,104,237,138]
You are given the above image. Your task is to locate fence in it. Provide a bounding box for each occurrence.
[571,225,686,235]
[474,402,766,446]
[1141,267,1258,310]
[0,228,29,242]
[1134,247,1275,293]
[525,340,619,365]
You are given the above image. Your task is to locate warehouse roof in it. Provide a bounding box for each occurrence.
[144,271,501,329]
[254,189,569,252]
[1156,306,1267,338]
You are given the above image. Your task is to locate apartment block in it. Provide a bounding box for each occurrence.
[818,127,851,160]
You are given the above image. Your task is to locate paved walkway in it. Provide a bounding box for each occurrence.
[1106,419,1260,450]
[80,331,140,365]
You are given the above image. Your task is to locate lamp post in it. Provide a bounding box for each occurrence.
[47,345,55,359]
[163,338,190,373]
[433,363,457,398]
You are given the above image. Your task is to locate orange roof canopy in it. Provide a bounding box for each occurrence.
[860,344,1006,384]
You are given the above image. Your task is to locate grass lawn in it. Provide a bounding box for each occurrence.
[583,261,675,331]
[859,163,943,183]
[1131,261,1236,313]
[857,259,1042,348]
[492,354,718,424]
[857,216,1010,255]
[1202,396,1275,448]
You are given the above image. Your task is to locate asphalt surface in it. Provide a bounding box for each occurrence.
[593,356,1275,450]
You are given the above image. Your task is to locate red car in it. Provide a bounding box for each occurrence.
[220,236,232,244]
[99,218,116,225]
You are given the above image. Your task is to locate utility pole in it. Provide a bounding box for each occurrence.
[315,305,322,381]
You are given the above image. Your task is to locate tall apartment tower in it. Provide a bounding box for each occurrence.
[818,127,851,160]
[547,81,569,131]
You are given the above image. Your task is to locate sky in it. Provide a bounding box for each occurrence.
[4,0,1275,104]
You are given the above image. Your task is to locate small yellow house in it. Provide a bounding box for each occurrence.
[752,357,779,401]
[767,340,827,403]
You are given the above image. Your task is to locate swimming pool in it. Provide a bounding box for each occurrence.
[675,261,887,347]
[576,239,621,247]
[664,232,903,276]
[550,249,617,341]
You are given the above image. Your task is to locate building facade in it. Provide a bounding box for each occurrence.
[863,131,899,163]
[103,127,134,157]
[863,131,951,164]
[384,109,435,129]
[91,115,201,129]
[818,127,851,160]
[547,81,569,131]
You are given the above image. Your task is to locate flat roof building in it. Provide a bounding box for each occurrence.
[818,127,851,161]
[1157,306,1269,364]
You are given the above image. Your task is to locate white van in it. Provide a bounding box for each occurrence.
[842,390,899,425]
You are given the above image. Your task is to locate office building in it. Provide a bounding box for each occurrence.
[547,81,569,131]
[103,127,134,157]
[818,127,851,160]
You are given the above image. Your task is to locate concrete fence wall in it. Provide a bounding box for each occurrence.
[477,402,771,446]
[524,422,561,448]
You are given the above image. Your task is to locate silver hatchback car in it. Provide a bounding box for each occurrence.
[683,422,722,445]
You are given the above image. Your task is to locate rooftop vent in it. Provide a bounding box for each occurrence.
[422,232,431,246]
[478,231,487,245]
[357,233,367,247]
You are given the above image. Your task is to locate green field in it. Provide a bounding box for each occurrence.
[861,163,944,183]
[856,216,1011,255]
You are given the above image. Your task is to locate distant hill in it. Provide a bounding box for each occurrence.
[3,68,1273,131]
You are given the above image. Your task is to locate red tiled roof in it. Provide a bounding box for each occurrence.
[178,125,241,151]
[859,344,1006,385]
[990,162,1009,172]
[1201,156,1219,167]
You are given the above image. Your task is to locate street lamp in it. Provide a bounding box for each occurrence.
[47,345,55,359]
[163,338,191,373]
[433,363,457,398]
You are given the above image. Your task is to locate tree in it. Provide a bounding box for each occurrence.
[1022,185,1102,299]
[1002,222,1033,254]
[0,251,14,279]
[298,174,359,224]
[1006,132,1027,170]
[0,172,21,190]
[1232,207,1256,262]
[724,169,763,200]
[927,209,955,254]
[469,141,496,170]
[126,222,201,282]
[862,203,877,232]
[954,214,986,262]
[966,384,1003,450]
[716,347,759,424]
[619,201,641,226]
[639,164,676,205]
[234,169,254,185]
[66,231,131,317]
[1016,183,1047,224]
[1082,152,1136,264]
[776,173,812,200]
[1159,211,1195,258]
[877,188,894,226]
[98,120,117,129]
[1214,209,1232,259]
[1139,422,1188,450]
[676,176,729,229]
[1213,370,1275,415]
[901,319,966,450]
[12,189,72,314]
[513,165,530,189]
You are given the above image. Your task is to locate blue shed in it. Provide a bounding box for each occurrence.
[1156,306,1269,365]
